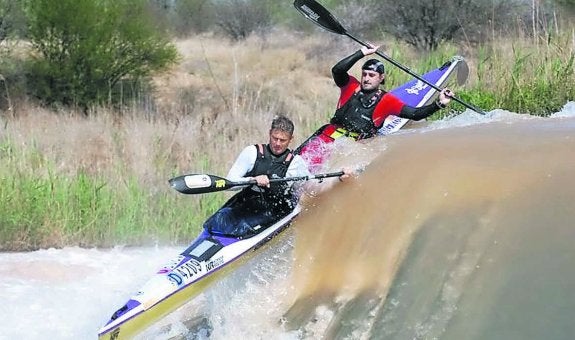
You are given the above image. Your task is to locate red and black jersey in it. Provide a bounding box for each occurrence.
[331,76,405,137]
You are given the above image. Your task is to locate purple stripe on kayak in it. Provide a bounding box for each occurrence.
[390,66,448,106]
[102,299,142,327]
[191,229,240,246]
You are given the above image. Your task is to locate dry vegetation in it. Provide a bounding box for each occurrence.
[2,31,356,187]
[1,25,573,249]
[3,27,573,185]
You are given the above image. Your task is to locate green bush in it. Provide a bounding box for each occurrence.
[24,0,178,110]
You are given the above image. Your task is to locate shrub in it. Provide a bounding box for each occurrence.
[24,0,178,111]
[213,0,273,41]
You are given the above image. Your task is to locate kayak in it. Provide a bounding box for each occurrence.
[381,55,468,135]
[97,56,468,340]
[97,207,300,340]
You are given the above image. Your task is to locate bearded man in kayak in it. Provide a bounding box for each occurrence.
[297,44,454,171]
[204,115,349,238]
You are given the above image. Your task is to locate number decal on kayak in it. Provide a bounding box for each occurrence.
[215,180,225,188]
[175,259,203,283]
[167,273,183,286]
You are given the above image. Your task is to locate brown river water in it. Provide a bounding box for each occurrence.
[1,105,574,339]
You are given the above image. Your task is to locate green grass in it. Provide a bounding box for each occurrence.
[0,140,226,250]
[453,34,575,116]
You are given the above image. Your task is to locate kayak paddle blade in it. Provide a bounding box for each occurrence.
[169,174,231,194]
[293,0,347,35]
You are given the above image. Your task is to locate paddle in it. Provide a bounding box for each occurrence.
[293,0,486,115]
[169,171,346,195]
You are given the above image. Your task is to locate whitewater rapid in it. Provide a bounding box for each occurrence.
[1,102,574,340]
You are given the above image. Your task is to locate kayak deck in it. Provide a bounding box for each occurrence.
[97,206,300,339]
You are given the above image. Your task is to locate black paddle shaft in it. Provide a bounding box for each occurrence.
[293,0,486,115]
[170,170,345,195]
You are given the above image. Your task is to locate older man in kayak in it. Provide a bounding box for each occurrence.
[204,115,350,238]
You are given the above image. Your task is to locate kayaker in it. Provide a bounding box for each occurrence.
[297,44,454,170]
[204,115,350,238]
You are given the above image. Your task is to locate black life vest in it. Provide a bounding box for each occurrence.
[330,89,384,136]
[244,144,295,212]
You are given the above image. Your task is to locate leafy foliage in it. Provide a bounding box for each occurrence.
[24,0,178,110]
[0,0,27,41]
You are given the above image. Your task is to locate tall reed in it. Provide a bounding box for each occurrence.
[0,139,226,251]
[457,31,575,116]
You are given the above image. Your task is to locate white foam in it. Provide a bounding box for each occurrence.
[0,246,179,340]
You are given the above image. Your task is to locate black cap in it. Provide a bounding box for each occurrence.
[362,59,385,74]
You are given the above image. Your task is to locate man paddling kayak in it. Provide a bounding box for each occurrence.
[297,44,454,171]
[204,115,350,238]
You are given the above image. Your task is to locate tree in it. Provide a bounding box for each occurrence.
[213,0,273,41]
[172,0,215,36]
[25,0,178,110]
[550,0,575,21]
[371,0,525,51]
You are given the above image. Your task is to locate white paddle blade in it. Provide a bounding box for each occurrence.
[183,174,214,189]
